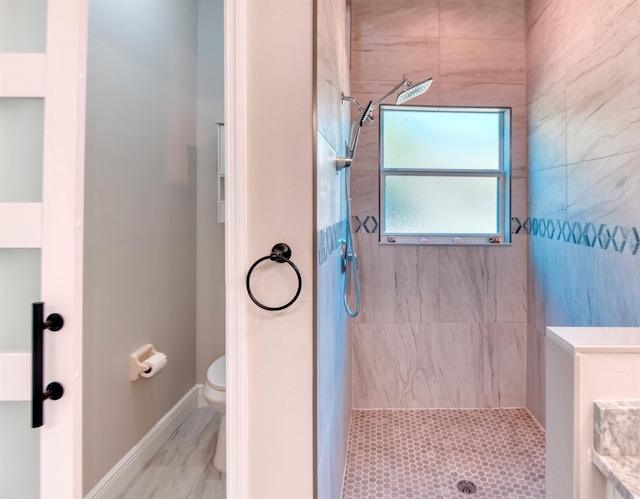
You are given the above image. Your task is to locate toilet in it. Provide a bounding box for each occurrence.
[204,355,226,473]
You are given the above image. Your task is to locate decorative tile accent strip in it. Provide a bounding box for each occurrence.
[317,219,347,266]
[342,408,546,498]
[512,217,640,256]
[353,215,378,234]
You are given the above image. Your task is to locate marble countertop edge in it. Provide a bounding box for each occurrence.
[593,451,640,499]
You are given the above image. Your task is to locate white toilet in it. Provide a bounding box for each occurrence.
[204,355,226,473]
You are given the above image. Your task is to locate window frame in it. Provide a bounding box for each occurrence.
[379,105,512,245]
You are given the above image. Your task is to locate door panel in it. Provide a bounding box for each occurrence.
[0,0,47,52]
[0,1,88,497]
[0,98,45,202]
[0,402,40,498]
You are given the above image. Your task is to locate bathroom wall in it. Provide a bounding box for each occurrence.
[196,0,225,385]
[244,0,315,496]
[316,0,351,497]
[526,0,640,426]
[83,0,198,491]
[349,0,528,409]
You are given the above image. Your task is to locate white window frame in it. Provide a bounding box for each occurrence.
[379,105,511,245]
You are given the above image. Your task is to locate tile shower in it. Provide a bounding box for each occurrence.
[317,0,640,496]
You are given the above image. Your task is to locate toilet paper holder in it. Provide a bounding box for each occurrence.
[130,344,167,381]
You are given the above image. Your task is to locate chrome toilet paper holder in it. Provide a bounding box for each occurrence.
[130,343,167,381]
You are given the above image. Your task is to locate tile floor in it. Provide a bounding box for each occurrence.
[341,408,545,499]
[121,407,225,499]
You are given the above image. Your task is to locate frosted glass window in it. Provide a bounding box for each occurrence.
[0,402,40,498]
[0,0,47,52]
[385,176,498,234]
[380,106,510,244]
[382,110,501,171]
[0,99,44,202]
[0,249,41,352]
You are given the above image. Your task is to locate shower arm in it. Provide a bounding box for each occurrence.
[341,77,411,125]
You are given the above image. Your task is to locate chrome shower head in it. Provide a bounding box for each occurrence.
[395,78,433,105]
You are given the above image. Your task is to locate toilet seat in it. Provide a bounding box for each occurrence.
[206,355,226,391]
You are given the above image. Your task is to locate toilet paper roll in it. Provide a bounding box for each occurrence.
[140,353,167,378]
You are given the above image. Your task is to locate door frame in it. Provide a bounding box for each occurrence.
[224,0,249,497]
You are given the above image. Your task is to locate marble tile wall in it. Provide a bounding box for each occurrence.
[526,0,640,427]
[350,0,528,410]
[315,0,352,497]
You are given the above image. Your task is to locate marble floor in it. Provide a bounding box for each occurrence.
[341,408,545,499]
[121,407,225,499]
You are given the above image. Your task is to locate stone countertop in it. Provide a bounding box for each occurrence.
[592,452,640,499]
[546,327,640,354]
[593,400,640,499]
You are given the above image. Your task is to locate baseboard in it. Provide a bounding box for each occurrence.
[85,385,201,499]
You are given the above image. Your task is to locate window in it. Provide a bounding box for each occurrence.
[379,106,511,244]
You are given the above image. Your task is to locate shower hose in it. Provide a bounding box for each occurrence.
[343,164,361,318]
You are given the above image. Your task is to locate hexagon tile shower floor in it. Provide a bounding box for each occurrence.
[341,408,545,498]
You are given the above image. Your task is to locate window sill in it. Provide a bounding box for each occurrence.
[378,241,513,247]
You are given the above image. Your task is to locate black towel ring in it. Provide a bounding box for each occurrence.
[246,243,302,311]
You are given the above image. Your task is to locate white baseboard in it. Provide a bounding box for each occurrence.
[85,385,202,499]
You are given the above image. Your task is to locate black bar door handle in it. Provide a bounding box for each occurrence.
[32,302,64,428]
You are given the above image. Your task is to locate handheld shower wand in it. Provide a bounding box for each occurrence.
[336,76,433,318]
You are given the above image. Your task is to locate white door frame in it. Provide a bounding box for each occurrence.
[224,0,249,497]
[0,1,88,497]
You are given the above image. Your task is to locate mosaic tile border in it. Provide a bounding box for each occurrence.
[317,219,347,266]
[513,217,640,256]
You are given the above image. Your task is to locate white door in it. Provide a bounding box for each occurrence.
[0,1,87,497]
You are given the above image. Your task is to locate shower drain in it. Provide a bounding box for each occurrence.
[456,480,478,494]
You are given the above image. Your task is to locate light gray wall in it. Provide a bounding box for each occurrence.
[196,0,225,384]
[83,0,198,491]
[350,0,528,410]
[316,0,351,497]
[526,0,640,427]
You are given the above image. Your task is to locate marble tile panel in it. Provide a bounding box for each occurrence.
[526,325,545,428]
[527,237,546,333]
[317,133,344,231]
[440,38,525,84]
[416,246,440,323]
[567,152,640,228]
[352,234,398,324]
[440,0,525,41]
[590,249,640,327]
[430,322,484,408]
[528,111,566,170]
[350,169,378,216]
[495,236,527,323]
[440,82,527,179]
[438,246,496,323]
[149,408,219,466]
[350,0,439,41]
[511,177,527,225]
[351,36,438,84]
[540,237,571,328]
[565,0,640,164]
[317,0,350,152]
[528,165,566,220]
[525,0,566,96]
[352,322,432,408]
[481,322,527,407]
[393,245,423,323]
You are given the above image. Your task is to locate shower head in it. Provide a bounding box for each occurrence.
[395,78,433,105]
